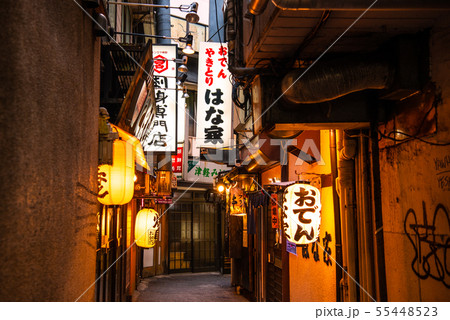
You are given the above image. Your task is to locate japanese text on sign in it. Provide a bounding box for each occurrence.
[282,183,322,245]
[144,45,177,152]
[171,146,183,173]
[230,187,245,215]
[271,193,279,228]
[196,42,232,148]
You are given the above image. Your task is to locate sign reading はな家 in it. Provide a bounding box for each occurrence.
[196,42,232,148]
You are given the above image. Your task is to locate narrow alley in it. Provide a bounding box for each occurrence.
[1,0,450,310]
[134,272,249,302]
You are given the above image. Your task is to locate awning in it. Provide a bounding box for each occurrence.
[110,124,149,170]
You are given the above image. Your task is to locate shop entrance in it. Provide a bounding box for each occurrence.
[168,192,219,273]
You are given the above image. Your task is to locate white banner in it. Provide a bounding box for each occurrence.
[196,42,232,148]
[177,87,186,143]
[143,45,177,153]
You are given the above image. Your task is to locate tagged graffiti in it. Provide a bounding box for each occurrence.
[404,201,450,288]
[434,155,450,191]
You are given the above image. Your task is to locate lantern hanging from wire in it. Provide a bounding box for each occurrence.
[282,182,321,245]
[98,139,135,205]
[135,208,160,248]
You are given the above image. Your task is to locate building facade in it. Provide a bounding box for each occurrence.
[221,0,450,302]
[0,0,101,301]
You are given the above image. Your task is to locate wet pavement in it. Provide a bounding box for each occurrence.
[134,272,249,302]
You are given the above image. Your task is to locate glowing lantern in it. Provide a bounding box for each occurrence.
[135,208,160,248]
[229,187,246,216]
[282,183,321,245]
[98,139,135,205]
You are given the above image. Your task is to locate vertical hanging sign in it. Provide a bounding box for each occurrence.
[177,88,186,143]
[196,42,232,148]
[171,146,183,173]
[271,193,279,228]
[144,45,177,153]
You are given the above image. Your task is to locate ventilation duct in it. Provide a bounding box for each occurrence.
[271,0,450,10]
[281,56,394,104]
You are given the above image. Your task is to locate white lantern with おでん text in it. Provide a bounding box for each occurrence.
[135,208,160,248]
[282,183,321,245]
[98,139,135,205]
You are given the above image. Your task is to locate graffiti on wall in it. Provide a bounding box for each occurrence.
[404,201,449,288]
[299,231,333,267]
[434,155,450,191]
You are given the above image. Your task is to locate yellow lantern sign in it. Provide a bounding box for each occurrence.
[230,187,246,216]
[135,208,160,248]
[282,183,321,245]
[98,139,135,205]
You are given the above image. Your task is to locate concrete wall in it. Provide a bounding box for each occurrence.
[288,130,337,302]
[0,1,100,301]
[379,17,450,301]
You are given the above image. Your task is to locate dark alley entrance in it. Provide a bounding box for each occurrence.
[133,272,249,302]
[168,192,220,273]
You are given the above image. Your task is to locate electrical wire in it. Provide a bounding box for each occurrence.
[378,130,450,146]
[207,21,228,42]
[214,0,224,49]
[246,15,256,46]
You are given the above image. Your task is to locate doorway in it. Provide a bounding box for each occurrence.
[168,192,219,273]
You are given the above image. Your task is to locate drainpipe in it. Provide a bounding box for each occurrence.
[369,110,387,301]
[155,0,171,44]
[330,130,343,302]
[336,130,358,301]
[155,0,172,275]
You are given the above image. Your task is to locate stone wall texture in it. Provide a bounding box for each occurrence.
[379,16,450,301]
[0,1,100,301]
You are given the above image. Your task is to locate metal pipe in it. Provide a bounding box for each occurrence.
[108,1,188,10]
[156,0,171,45]
[337,130,358,301]
[271,0,450,10]
[248,0,270,15]
[369,114,387,301]
[354,133,363,299]
[360,133,375,301]
[113,31,175,40]
[330,130,343,302]
[336,130,348,300]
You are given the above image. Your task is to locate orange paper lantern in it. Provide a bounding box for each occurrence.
[135,208,160,248]
[98,139,135,205]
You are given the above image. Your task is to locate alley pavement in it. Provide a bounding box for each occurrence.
[134,272,249,302]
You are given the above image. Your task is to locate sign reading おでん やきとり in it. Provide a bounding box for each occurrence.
[196,42,232,148]
[143,45,177,153]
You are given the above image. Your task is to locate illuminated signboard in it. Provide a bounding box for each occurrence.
[171,146,183,173]
[229,187,245,216]
[143,45,177,153]
[196,42,232,148]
